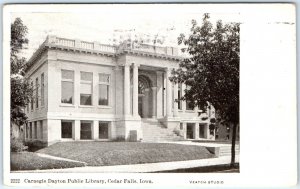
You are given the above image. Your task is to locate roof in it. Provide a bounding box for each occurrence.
[25,35,183,72]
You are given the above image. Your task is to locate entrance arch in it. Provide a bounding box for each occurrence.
[138,75,152,118]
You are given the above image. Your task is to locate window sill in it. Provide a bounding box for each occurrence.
[60,104,75,107]
[61,138,74,141]
[185,110,196,113]
[97,105,112,109]
[79,105,94,108]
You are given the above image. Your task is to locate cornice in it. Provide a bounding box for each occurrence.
[25,36,183,73]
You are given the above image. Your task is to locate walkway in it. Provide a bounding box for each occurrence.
[14,155,239,173]
[159,140,235,147]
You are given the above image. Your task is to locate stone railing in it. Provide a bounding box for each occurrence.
[45,35,178,56]
[118,42,179,56]
[46,35,116,53]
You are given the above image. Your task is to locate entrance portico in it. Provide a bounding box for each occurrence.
[121,61,181,140]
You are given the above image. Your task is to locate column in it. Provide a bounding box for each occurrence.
[173,83,179,117]
[156,71,163,118]
[151,87,157,118]
[124,64,131,116]
[74,120,80,140]
[132,63,139,117]
[92,120,99,139]
[165,68,172,117]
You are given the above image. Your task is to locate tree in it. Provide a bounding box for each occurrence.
[10,18,33,130]
[170,14,240,167]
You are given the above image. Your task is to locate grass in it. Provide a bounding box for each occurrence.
[37,142,215,166]
[11,152,85,171]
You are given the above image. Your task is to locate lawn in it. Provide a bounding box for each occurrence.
[37,142,215,166]
[11,152,85,171]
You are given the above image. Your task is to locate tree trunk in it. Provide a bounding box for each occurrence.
[230,122,237,167]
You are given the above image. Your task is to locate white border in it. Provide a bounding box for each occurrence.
[3,3,297,187]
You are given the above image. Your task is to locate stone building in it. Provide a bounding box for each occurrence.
[24,35,216,146]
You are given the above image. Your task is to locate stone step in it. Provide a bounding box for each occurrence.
[141,120,183,142]
[219,146,240,157]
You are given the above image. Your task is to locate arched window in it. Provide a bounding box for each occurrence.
[138,75,151,94]
[138,80,146,94]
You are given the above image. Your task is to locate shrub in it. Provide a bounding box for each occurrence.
[11,138,26,152]
[25,140,47,152]
[112,136,125,142]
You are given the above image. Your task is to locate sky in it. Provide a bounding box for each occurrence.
[10,4,241,60]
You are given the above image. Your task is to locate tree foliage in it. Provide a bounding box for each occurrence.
[170,14,240,166]
[11,18,29,76]
[10,18,33,126]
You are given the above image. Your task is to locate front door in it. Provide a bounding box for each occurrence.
[138,96,143,118]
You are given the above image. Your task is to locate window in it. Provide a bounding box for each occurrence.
[35,78,39,108]
[80,72,93,105]
[61,70,74,104]
[199,124,205,138]
[61,121,72,138]
[99,122,109,139]
[98,74,110,106]
[25,123,28,139]
[31,82,34,110]
[186,123,194,139]
[186,85,194,110]
[216,135,219,139]
[80,122,92,139]
[178,84,182,110]
[41,73,45,106]
[34,121,37,139]
[40,120,43,139]
[29,122,32,139]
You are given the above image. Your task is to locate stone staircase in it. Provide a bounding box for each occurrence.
[219,145,240,156]
[141,119,184,142]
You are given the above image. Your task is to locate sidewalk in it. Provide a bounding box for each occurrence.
[14,155,239,173]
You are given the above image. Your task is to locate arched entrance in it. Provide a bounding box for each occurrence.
[138,75,152,118]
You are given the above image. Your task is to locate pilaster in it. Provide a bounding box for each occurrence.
[156,71,164,118]
[92,120,99,140]
[74,120,80,140]
[165,68,172,117]
[151,87,157,118]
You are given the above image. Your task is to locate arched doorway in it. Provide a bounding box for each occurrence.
[138,75,151,118]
